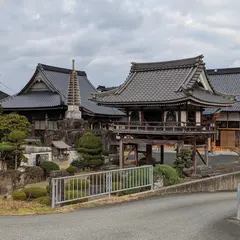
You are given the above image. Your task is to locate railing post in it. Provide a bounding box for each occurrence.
[51,178,55,208]
[237,183,240,220]
[106,171,112,198]
[149,165,154,190]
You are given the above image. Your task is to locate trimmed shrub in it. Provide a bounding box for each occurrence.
[65,190,88,204]
[77,131,104,169]
[12,190,27,201]
[65,178,89,191]
[33,196,51,206]
[66,166,78,174]
[23,187,47,199]
[111,182,122,192]
[46,185,50,195]
[154,165,181,186]
[173,148,193,177]
[71,160,87,170]
[23,166,44,184]
[40,161,60,177]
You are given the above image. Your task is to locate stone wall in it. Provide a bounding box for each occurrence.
[154,171,240,196]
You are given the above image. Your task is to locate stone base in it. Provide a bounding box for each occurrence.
[65,110,82,119]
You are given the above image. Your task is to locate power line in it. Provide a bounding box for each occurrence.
[0,81,17,94]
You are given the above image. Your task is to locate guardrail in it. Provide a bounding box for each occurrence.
[51,165,153,208]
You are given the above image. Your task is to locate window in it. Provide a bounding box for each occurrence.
[228,121,239,128]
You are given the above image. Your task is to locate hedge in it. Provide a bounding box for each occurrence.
[12,190,27,201]
[40,161,60,177]
[33,196,51,206]
[65,190,88,204]
[65,178,89,191]
[23,187,47,199]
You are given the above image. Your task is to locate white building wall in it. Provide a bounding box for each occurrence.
[196,111,201,126]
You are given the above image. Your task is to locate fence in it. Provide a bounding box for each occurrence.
[51,165,153,208]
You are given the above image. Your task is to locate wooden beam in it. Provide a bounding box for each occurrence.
[122,138,184,146]
[119,139,124,169]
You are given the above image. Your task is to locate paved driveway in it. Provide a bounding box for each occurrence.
[0,192,239,240]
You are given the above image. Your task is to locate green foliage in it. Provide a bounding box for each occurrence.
[66,166,78,174]
[40,161,60,177]
[173,148,193,177]
[77,132,104,169]
[77,131,103,150]
[46,185,50,195]
[23,166,44,184]
[111,182,121,191]
[154,165,181,186]
[70,160,87,170]
[0,113,31,141]
[33,196,51,206]
[12,190,27,201]
[65,191,88,204]
[65,178,89,191]
[23,187,47,199]
[0,113,31,170]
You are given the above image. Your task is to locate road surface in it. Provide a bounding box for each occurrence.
[151,152,238,166]
[0,192,239,240]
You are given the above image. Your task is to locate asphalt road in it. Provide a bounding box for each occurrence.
[0,193,239,240]
[152,152,238,166]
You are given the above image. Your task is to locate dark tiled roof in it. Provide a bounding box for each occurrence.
[92,55,234,107]
[207,68,240,112]
[0,91,9,101]
[2,64,124,116]
[190,88,234,105]
[207,68,240,96]
[1,92,61,109]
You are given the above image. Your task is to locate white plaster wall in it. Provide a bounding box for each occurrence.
[217,112,227,121]
[196,111,201,126]
[181,111,187,123]
[227,113,240,121]
[22,152,52,167]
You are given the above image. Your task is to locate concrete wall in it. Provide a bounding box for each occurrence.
[154,171,240,196]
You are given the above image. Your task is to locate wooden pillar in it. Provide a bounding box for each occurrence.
[119,139,124,169]
[135,144,139,166]
[146,144,152,164]
[160,145,164,164]
[140,108,144,125]
[192,139,197,175]
[45,112,48,130]
[205,138,209,166]
[176,145,179,158]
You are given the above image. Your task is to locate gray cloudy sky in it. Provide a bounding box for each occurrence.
[0,0,240,94]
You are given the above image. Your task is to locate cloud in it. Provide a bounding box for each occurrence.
[0,0,240,94]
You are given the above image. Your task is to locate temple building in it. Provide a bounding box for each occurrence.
[91,55,235,169]
[207,67,240,149]
[1,60,124,132]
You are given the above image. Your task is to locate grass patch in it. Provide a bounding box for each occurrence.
[0,198,73,216]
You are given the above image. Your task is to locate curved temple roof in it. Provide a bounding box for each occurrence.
[92,55,235,108]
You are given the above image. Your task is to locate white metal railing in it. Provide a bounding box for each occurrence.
[51,165,153,208]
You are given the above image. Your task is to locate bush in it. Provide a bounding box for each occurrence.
[12,190,27,201]
[65,190,88,204]
[46,185,50,195]
[65,178,89,191]
[154,165,181,186]
[40,161,60,177]
[173,148,193,177]
[23,166,44,184]
[66,166,78,174]
[71,160,87,170]
[33,196,50,206]
[23,187,47,199]
[111,182,122,191]
[77,132,104,169]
